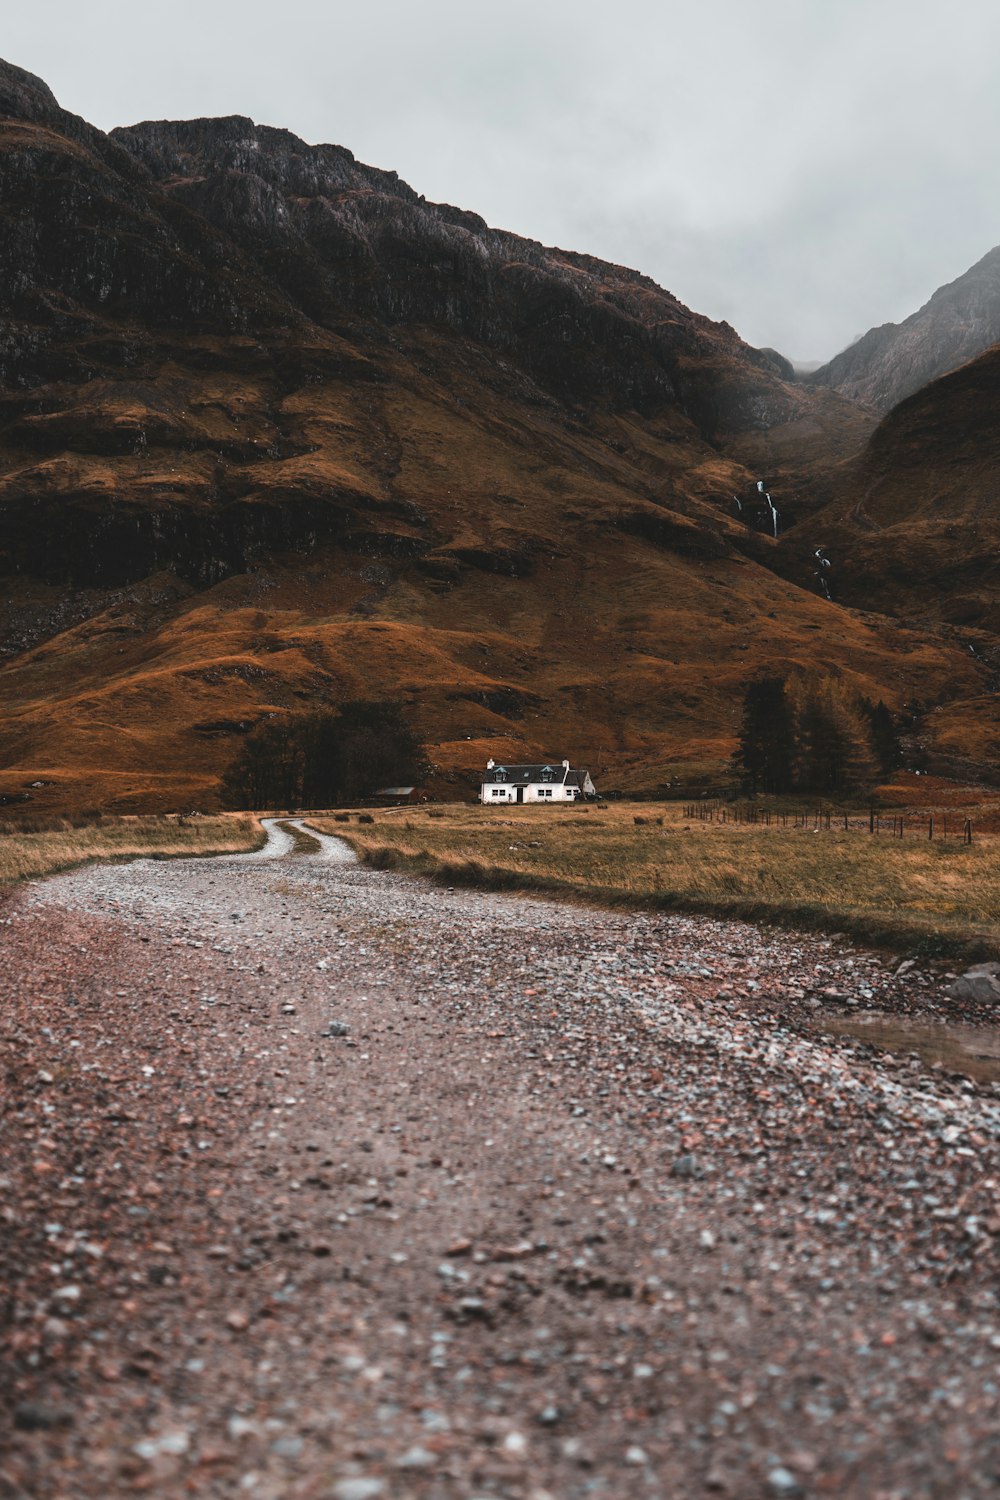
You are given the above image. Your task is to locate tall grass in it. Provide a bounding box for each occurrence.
[0,814,263,891]
[311,803,1000,960]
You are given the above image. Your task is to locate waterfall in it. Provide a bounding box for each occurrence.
[732,480,780,536]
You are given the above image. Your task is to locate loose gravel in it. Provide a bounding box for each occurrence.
[2,821,999,1499]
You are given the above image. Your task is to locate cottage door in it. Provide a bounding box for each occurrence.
[515,786,524,804]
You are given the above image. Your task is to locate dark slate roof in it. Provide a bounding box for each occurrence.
[484,763,568,784]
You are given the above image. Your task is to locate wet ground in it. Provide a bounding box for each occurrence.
[820,1011,1000,1085]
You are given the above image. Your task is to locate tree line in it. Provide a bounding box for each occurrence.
[220,700,426,809]
[735,673,903,795]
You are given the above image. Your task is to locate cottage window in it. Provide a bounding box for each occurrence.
[494,767,507,782]
[540,766,554,782]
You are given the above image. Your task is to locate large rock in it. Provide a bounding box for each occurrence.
[945,963,1000,1004]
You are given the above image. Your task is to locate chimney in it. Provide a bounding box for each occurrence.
[487,758,495,770]
[562,759,570,769]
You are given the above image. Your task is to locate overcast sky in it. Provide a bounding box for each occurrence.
[7,0,1000,361]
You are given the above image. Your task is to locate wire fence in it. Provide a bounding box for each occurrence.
[682,802,973,843]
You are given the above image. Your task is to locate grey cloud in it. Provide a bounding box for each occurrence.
[7,0,1000,359]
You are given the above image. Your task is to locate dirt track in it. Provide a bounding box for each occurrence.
[2,823,999,1499]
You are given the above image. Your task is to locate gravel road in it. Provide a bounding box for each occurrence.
[2,820,999,1499]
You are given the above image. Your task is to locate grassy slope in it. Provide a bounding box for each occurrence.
[311,801,1000,961]
[0,814,263,891]
[0,336,981,816]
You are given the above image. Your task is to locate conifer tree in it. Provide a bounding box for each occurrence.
[736,676,795,793]
[221,701,426,809]
[736,673,890,796]
[864,699,903,777]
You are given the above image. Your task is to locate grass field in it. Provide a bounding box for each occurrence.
[312,801,1000,960]
[3,799,996,961]
[0,813,264,891]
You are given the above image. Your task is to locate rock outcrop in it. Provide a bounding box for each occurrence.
[811,245,1000,414]
[112,111,794,426]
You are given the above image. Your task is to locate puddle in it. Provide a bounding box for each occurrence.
[820,1012,1000,1084]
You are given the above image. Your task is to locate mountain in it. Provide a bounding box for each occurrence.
[795,346,1000,781]
[0,59,986,812]
[801,346,1000,629]
[810,246,1000,414]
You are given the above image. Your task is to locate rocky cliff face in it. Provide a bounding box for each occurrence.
[810,246,1000,414]
[111,111,789,427]
[0,69,287,386]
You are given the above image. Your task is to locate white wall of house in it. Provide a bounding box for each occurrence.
[480,781,577,803]
[524,783,574,802]
[481,784,518,802]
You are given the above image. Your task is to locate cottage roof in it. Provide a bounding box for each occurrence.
[484,763,569,784]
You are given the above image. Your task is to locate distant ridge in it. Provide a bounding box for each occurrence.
[810,245,1000,413]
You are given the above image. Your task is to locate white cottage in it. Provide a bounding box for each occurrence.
[480,758,596,805]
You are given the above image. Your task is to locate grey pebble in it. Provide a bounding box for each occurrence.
[331,1480,385,1500]
[394,1444,436,1468]
[767,1467,802,1495]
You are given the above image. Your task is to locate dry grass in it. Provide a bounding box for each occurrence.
[0,813,263,891]
[312,801,1000,960]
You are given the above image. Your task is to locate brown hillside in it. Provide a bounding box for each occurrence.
[792,349,1000,781]
[0,59,986,811]
[801,349,1000,632]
